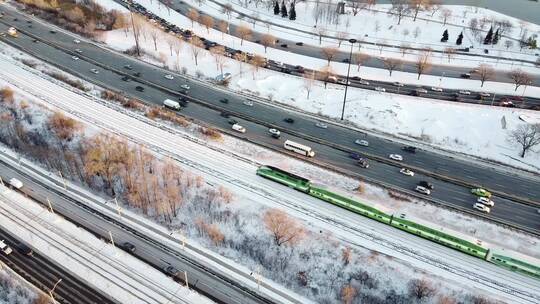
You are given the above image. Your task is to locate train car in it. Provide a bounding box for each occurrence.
[256,165,311,192]
[308,186,392,224]
[389,216,488,259]
[488,252,540,279]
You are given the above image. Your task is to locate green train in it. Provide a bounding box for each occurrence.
[256,165,540,280]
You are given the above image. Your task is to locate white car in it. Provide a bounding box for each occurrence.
[479,92,491,97]
[315,122,328,129]
[431,87,443,92]
[473,203,490,213]
[354,139,369,146]
[393,82,404,87]
[164,74,174,80]
[90,68,99,74]
[243,100,254,106]
[73,39,80,44]
[232,124,246,133]
[180,84,190,90]
[477,197,494,207]
[71,56,79,60]
[416,88,428,94]
[268,128,280,138]
[415,185,431,195]
[8,178,23,189]
[399,168,414,176]
[458,90,471,95]
[375,87,386,92]
[359,80,370,85]
[338,79,351,85]
[75,48,82,53]
[389,154,403,161]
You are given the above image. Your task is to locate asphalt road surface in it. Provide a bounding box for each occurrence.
[0,9,539,233]
[0,227,117,304]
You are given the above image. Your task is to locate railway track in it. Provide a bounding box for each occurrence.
[0,65,537,302]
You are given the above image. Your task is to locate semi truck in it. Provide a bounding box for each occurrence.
[163,99,181,110]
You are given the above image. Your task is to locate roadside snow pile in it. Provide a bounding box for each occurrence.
[0,268,40,304]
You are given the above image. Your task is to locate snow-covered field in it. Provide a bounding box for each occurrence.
[0,49,538,303]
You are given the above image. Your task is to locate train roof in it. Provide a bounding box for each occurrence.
[261,165,311,183]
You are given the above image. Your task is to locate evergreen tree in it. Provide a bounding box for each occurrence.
[289,2,296,20]
[441,29,449,42]
[484,26,493,45]
[273,1,279,15]
[492,28,500,45]
[280,0,288,18]
[456,32,463,45]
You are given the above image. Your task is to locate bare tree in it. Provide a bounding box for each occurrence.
[236,24,252,45]
[172,39,182,70]
[166,34,176,56]
[437,295,457,304]
[48,112,81,146]
[408,279,436,300]
[222,4,233,19]
[260,33,276,53]
[353,52,370,71]
[337,31,348,47]
[399,43,410,57]
[415,52,432,79]
[382,58,403,76]
[187,9,199,28]
[321,46,339,66]
[508,69,533,91]
[318,65,335,89]
[303,71,316,99]
[234,52,248,75]
[377,39,387,54]
[440,8,451,25]
[129,13,146,56]
[477,64,494,87]
[317,27,327,45]
[390,0,410,25]
[409,0,431,22]
[210,46,227,74]
[508,124,540,158]
[428,0,440,16]
[312,0,323,26]
[218,20,228,39]
[504,40,514,49]
[190,36,204,66]
[535,57,540,68]
[444,47,456,62]
[148,26,159,51]
[341,246,352,265]
[200,15,214,33]
[194,0,205,6]
[341,284,357,304]
[250,55,266,79]
[263,208,305,246]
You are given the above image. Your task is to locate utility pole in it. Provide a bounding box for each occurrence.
[129,4,141,57]
[490,93,496,106]
[49,278,62,304]
[58,171,67,190]
[184,271,189,289]
[47,197,55,214]
[341,38,357,120]
[109,231,115,248]
[113,197,122,216]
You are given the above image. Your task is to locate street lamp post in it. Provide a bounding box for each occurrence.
[49,278,62,304]
[341,38,357,121]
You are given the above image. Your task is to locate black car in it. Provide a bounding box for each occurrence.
[357,158,369,168]
[135,86,144,92]
[418,181,434,190]
[121,75,130,81]
[133,72,141,77]
[164,265,179,276]
[460,73,471,79]
[16,243,33,256]
[124,64,133,70]
[349,152,362,160]
[284,118,294,123]
[295,65,305,73]
[32,39,38,43]
[121,242,136,253]
[220,112,231,118]
[296,42,304,46]
[220,98,229,104]
[49,30,56,34]
[281,68,292,74]
[178,98,189,107]
[342,58,350,63]
[410,90,419,96]
[228,118,238,125]
[401,146,417,153]
[280,44,288,48]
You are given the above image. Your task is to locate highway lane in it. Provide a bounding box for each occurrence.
[141,0,540,87]
[0,11,539,231]
[0,228,118,304]
[117,0,540,109]
[0,161,293,304]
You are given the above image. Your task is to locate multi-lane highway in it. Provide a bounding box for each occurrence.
[0,7,538,234]
[118,0,540,109]
[0,228,117,304]
[131,0,540,88]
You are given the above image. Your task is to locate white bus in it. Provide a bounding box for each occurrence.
[284,140,315,157]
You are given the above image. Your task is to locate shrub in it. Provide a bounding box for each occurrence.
[21,59,38,68]
[199,127,222,140]
[388,191,411,202]
[44,71,89,91]
[0,87,15,104]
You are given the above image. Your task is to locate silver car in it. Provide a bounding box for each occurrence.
[354,139,369,146]
[315,122,328,129]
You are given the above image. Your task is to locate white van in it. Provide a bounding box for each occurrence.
[232,124,246,133]
[163,99,181,110]
[0,240,12,255]
[8,178,23,189]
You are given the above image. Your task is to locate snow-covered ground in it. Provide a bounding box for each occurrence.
[0,187,211,304]
[0,267,40,304]
[0,50,538,303]
[198,0,540,62]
